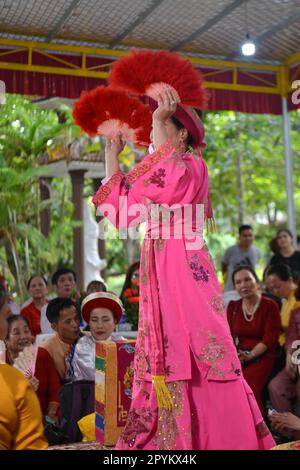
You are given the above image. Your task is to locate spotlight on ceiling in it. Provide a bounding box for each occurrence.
[241,34,256,56]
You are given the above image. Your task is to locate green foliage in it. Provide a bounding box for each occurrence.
[203,110,300,236]
[0,94,80,298]
[205,232,236,273]
[104,221,127,275]
[122,298,139,330]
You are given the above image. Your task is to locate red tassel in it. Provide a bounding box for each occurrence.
[73,86,152,147]
[110,49,207,109]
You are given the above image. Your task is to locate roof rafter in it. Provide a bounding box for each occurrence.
[227,9,300,60]
[109,0,165,47]
[171,0,248,51]
[46,0,81,42]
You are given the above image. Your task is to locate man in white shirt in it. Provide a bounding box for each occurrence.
[222,225,261,292]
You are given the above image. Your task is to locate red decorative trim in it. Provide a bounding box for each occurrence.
[92,170,124,207]
[127,140,174,185]
[92,141,175,206]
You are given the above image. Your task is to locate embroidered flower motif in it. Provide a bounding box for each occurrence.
[119,407,153,448]
[157,382,185,450]
[189,254,210,282]
[127,140,174,185]
[210,295,225,314]
[255,420,270,439]
[134,330,147,380]
[92,141,174,206]
[229,362,242,377]
[140,240,149,285]
[143,168,166,188]
[198,333,226,367]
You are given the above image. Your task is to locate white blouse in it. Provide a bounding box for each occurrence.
[72,333,124,381]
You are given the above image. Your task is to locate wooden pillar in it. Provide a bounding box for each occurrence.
[39,177,52,238]
[70,170,86,291]
[93,179,106,280]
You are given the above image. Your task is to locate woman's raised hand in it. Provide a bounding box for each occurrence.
[152,87,179,123]
[105,133,126,159]
[104,133,125,178]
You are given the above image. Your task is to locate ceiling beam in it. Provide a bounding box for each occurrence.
[286,51,300,66]
[170,0,248,51]
[109,0,165,47]
[46,0,81,42]
[227,9,300,60]
[0,37,281,72]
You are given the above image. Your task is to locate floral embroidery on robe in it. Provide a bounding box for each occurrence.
[118,407,154,448]
[189,254,210,282]
[157,381,184,450]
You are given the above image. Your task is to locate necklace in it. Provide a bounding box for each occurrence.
[242,295,261,322]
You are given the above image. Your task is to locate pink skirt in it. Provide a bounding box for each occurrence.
[115,355,275,450]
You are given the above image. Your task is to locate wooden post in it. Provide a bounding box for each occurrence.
[70,170,86,291]
[93,178,107,280]
[39,177,52,237]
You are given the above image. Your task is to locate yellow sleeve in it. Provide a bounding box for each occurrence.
[3,365,48,450]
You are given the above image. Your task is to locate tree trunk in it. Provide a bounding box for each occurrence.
[4,232,26,301]
[236,151,244,227]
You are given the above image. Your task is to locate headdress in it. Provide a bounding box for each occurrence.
[81,292,123,324]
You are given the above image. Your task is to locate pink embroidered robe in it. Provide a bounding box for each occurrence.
[93,141,242,384]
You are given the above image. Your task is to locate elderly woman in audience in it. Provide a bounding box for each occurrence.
[227,266,281,414]
[5,314,60,422]
[0,288,47,450]
[21,275,49,339]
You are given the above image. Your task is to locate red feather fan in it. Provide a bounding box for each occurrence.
[72,86,152,147]
[109,49,207,109]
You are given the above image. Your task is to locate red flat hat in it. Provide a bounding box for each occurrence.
[81,292,123,324]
